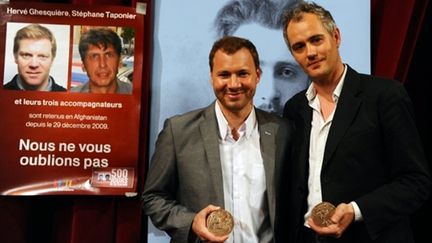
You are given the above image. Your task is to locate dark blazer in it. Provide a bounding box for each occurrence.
[283,65,430,243]
[142,102,292,243]
[4,74,66,91]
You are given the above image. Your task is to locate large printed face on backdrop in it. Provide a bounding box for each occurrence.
[152,0,369,128]
[14,38,54,90]
[234,23,309,116]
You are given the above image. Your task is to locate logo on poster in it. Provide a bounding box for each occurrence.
[91,168,133,188]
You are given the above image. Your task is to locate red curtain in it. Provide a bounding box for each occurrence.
[0,0,429,243]
[371,0,429,82]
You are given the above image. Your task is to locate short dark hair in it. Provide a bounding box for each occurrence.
[283,1,337,50]
[214,0,297,37]
[78,27,122,61]
[209,35,260,72]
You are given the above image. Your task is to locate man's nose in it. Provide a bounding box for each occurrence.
[306,43,317,58]
[228,75,241,87]
[29,57,40,67]
[99,56,108,67]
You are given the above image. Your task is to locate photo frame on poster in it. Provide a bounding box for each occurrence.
[0,2,145,196]
[70,25,136,94]
[3,22,70,90]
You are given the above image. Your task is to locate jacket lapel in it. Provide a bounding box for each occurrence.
[297,101,312,187]
[256,110,276,194]
[199,103,224,206]
[256,109,280,227]
[322,66,362,169]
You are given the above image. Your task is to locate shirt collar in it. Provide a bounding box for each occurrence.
[305,64,347,103]
[215,102,256,141]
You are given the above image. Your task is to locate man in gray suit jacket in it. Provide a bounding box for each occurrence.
[142,36,292,242]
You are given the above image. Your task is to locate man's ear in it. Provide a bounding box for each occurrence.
[334,27,341,48]
[256,68,262,83]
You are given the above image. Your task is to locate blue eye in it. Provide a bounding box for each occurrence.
[274,62,298,80]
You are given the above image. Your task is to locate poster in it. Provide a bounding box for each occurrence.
[0,2,145,195]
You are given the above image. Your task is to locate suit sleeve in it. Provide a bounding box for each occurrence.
[356,81,431,239]
[141,118,196,242]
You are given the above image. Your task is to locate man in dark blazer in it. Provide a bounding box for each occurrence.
[142,36,292,242]
[282,2,430,243]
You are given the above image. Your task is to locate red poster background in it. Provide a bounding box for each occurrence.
[0,2,145,195]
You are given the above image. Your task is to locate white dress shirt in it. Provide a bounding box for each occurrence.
[215,102,272,242]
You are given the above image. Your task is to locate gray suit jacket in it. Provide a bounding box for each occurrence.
[142,102,292,242]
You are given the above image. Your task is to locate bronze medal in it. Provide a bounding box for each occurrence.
[206,209,234,236]
[311,202,336,227]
